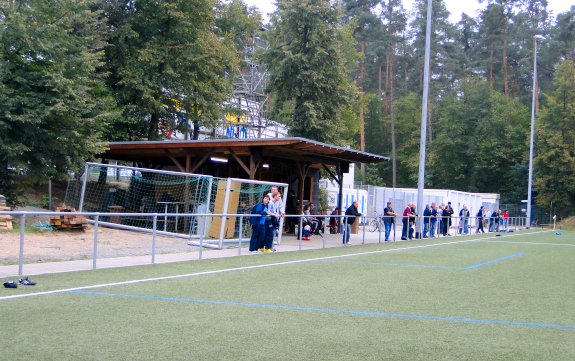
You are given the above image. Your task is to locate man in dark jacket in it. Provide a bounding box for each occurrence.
[430,203,438,237]
[383,201,397,242]
[442,202,454,236]
[489,209,500,232]
[342,201,361,245]
[476,206,485,233]
[423,204,431,238]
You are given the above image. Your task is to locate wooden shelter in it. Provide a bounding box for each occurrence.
[99,137,389,212]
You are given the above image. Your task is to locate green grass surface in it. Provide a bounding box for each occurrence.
[1,230,574,360]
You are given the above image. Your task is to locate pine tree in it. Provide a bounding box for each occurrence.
[378,0,408,187]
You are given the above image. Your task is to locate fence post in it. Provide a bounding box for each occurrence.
[298,217,302,251]
[199,216,205,260]
[152,215,157,264]
[378,216,382,244]
[362,216,366,245]
[322,217,326,249]
[238,215,243,256]
[18,214,26,276]
[92,214,99,269]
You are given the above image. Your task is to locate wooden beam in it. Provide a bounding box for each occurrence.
[322,164,339,184]
[296,162,310,214]
[249,153,258,180]
[228,148,250,176]
[337,164,344,210]
[164,149,185,172]
[189,153,210,174]
[185,154,191,173]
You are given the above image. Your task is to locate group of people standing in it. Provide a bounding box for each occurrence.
[393,201,456,240]
[381,201,510,241]
[248,188,511,250]
[478,207,510,233]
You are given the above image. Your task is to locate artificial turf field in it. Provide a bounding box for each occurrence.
[1,229,574,360]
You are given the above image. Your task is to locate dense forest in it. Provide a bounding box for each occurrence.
[0,0,574,212]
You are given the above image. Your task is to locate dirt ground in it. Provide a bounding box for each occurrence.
[0,224,195,265]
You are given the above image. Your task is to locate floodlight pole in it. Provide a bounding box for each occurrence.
[416,0,433,237]
[527,35,543,228]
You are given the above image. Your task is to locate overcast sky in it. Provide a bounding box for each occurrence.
[243,0,573,24]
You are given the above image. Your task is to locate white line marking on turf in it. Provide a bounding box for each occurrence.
[0,230,550,301]
[486,240,575,247]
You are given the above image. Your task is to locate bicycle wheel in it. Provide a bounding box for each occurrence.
[368,219,377,232]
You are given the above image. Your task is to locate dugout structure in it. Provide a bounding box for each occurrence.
[65,163,287,248]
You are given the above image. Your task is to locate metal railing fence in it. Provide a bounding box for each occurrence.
[0,211,542,276]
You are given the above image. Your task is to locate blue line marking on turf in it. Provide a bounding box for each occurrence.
[321,252,525,271]
[68,290,575,330]
[320,260,462,270]
[464,252,524,270]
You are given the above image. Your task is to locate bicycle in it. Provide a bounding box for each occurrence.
[368,216,383,232]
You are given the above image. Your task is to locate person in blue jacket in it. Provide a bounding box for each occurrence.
[249,195,269,253]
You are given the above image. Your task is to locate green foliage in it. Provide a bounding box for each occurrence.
[317,187,330,212]
[535,60,575,208]
[429,79,530,202]
[263,0,356,144]
[409,0,464,98]
[215,0,262,54]
[550,7,575,62]
[389,93,422,186]
[1,0,574,211]
[0,0,113,187]
[102,0,238,140]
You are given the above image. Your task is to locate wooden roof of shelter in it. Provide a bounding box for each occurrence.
[101,137,388,178]
[100,137,388,211]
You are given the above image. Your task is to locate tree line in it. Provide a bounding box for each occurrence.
[0,0,573,212]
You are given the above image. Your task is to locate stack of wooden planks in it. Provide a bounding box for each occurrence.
[0,205,12,231]
[50,207,88,231]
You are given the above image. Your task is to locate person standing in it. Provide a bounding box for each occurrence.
[442,202,454,236]
[476,206,485,233]
[459,205,470,235]
[267,186,285,231]
[423,204,431,238]
[267,186,284,215]
[430,203,438,238]
[249,195,269,253]
[489,209,500,232]
[342,201,361,245]
[438,203,445,236]
[383,201,397,242]
[401,202,411,240]
[502,209,509,230]
[265,191,282,251]
[409,204,417,239]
